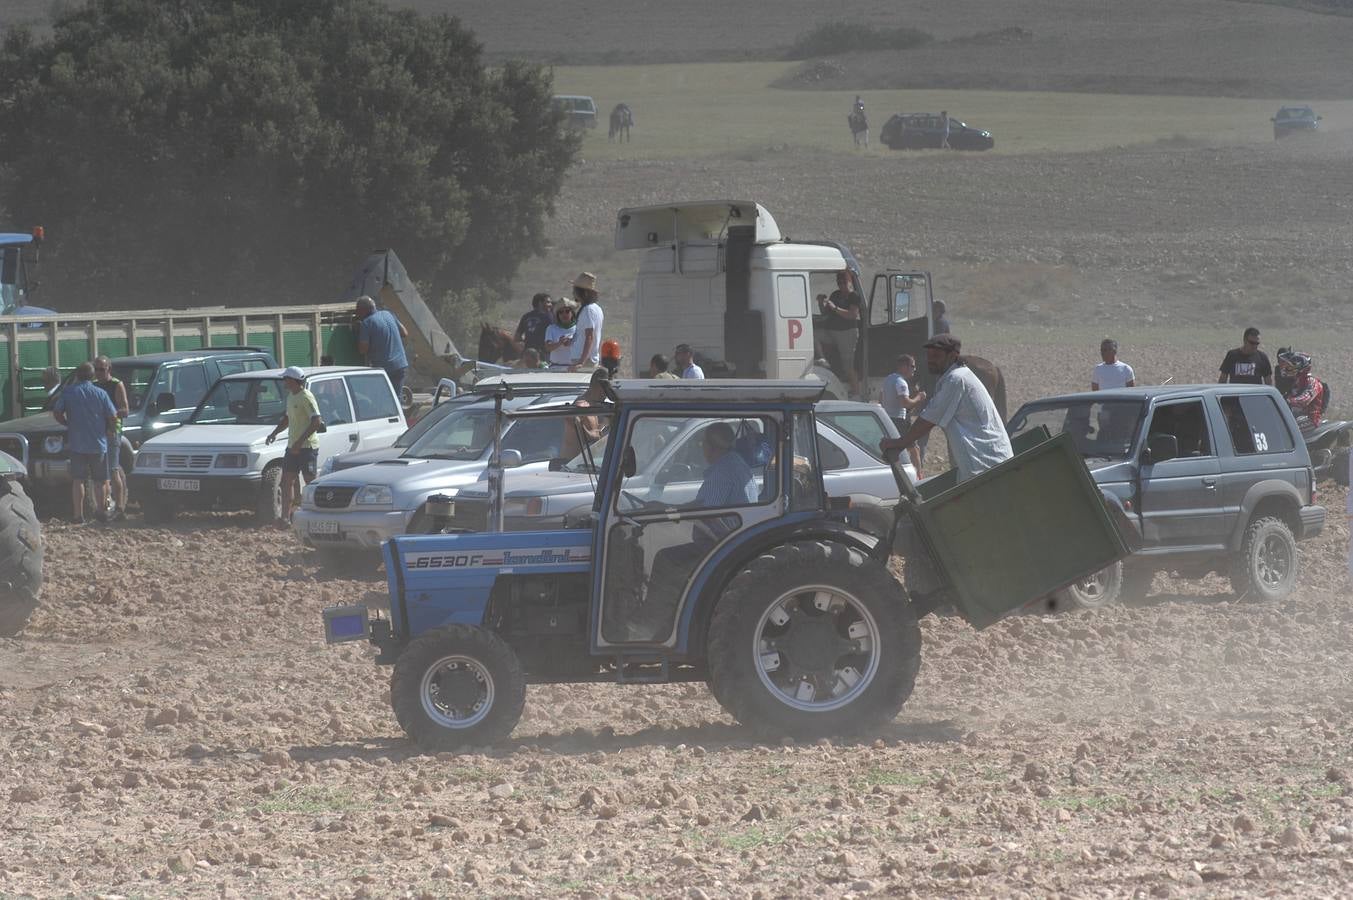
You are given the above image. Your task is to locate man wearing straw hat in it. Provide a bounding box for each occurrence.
[568,272,605,371]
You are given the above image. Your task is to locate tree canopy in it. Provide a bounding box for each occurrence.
[0,0,578,311]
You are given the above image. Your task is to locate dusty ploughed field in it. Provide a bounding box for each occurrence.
[1,480,1350,898]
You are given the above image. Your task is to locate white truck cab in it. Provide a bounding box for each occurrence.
[616,200,939,402]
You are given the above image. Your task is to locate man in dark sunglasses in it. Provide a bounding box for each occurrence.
[1219,326,1273,386]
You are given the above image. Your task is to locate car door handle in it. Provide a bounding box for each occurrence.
[1202,478,1218,489]
[349,434,359,444]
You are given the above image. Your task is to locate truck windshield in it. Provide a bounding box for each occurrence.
[1008,399,1145,460]
[111,364,158,411]
[190,378,287,425]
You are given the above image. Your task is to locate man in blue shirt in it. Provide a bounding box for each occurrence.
[355,295,410,398]
[53,361,118,523]
[693,423,756,508]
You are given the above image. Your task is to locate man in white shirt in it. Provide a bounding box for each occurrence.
[880,354,926,475]
[568,272,605,370]
[675,343,705,379]
[1091,338,1136,390]
[880,335,1012,483]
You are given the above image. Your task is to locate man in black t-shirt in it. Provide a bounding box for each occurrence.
[1219,326,1273,386]
[514,293,553,355]
[819,270,863,397]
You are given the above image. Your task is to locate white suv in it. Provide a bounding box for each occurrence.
[132,367,406,524]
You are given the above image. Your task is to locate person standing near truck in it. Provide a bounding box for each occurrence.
[52,362,117,524]
[265,367,322,526]
[355,295,410,397]
[93,356,130,520]
[940,110,951,150]
[1091,338,1135,390]
[1218,327,1272,386]
[820,269,863,398]
[545,301,578,370]
[675,344,705,380]
[880,335,1011,483]
[880,354,926,476]
[569,273,605,371]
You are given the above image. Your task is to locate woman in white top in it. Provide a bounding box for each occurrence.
[544,302,578,369]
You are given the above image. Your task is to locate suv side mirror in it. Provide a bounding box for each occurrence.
[1145,433,1178,464]
[153,392,176,415]
[499,449,523,469]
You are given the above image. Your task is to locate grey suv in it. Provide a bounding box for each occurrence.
[1008,385,1325,609]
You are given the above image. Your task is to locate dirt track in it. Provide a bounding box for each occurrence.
[1,478,1349,897]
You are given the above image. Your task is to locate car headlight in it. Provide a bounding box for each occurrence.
[216,453,248,468]
[43,435,64,455]
[301,483,318,507]
[137,452,162,469]
[355,485,393,506]
[504,497,546,517]
[321,455,337,476]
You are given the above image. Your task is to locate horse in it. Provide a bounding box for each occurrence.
[963,355,1008,420]
[848,109,869,148]
[478,323,520,365]
[608,103,634,143]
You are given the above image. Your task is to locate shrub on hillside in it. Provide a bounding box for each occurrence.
[784,21,933,60]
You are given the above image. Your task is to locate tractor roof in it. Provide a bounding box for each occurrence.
[606,379,825,406]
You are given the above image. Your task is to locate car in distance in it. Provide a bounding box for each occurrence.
[1007,384,1324,610]
[132,366,406,524]
[880,113,994,151]
[1271,105,1320,140]
[0,347,276,512]
[552,94,598,129]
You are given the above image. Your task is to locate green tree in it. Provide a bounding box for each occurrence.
[0,0,577,312]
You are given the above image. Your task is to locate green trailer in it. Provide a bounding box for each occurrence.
[0,303,361,421]
[899,427,1131,628]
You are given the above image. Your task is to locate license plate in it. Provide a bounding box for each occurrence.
[309,519,340,535]
[158,478,200,491]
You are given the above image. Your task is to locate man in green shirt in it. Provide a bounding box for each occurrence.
[265,367,322,525]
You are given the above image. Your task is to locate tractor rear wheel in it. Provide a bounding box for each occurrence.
[707,540,920,739]
[0,479,43,637]
[391,624,526,751]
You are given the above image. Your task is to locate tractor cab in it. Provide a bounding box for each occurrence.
[0,230,54,318]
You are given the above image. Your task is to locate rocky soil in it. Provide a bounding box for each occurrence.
[1,473,1349,897]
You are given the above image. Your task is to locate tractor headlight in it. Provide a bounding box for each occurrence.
[43,435,64,455]
[355,485,393,506]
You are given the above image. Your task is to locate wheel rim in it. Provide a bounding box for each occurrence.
[1071,568,1116,607]
[753,585,882,713]
[1256,534,1292,589]
[420,654,495,729]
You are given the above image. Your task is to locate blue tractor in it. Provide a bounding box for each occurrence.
[324,379,1128,749]
[0,230,54,318]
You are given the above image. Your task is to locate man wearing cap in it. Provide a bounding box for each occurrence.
[265,367,323,525]
[675,344,704,380]
[880,334,1011,483]
[355,295,410,398]
[568,273,605,371]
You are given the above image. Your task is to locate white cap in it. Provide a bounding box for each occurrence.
[281,366,306,382]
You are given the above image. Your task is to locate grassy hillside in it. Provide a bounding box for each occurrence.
[553,62,1353,160]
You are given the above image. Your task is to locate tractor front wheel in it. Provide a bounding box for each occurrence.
[391,624,526,751]
[707,540,921,739]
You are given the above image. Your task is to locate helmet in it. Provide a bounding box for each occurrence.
[1277,349,1312,376]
